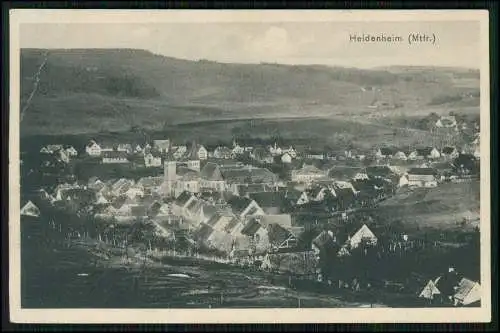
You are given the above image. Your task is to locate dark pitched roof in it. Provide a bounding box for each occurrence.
[267,224,294,248]
[442,146,457,154]
[200,162,224,181]
[224,217,241,233]
[174,191,194,206]
[227,196,254,215]
[206,212,224,227]
[185,141,205,160]
[241,218,262,236]
[195,223,215,242]
[201,204,218,221]
[249,191,286,209]
[379,147,396,155]
[220,166,278,184]
[312,230,335,249]
[408,168,437,175]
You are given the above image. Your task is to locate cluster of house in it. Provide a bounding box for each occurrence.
[375,144,479,161]
[84,139,208,167]
[211,141,299,164]
[418,267,481,307]
[21,194,481,307]
[39,144,79,164]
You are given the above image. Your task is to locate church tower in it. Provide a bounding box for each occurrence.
[186,140,201,172]
[163,159,177,197]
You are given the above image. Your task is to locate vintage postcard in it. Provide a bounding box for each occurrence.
[9,10,491,323]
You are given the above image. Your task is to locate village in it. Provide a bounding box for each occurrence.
[20,113,481,308]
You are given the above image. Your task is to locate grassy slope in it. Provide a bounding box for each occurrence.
[378,181,480,230]
[20,48,479,136]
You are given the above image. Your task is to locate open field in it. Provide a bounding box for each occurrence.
[378,181,480,231]
[20,49,479,136]
[21,114,473,156]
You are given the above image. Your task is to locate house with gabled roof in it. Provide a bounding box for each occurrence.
[375,147,396,159]
[227,196,265,219]
[407,168,438,187]
[393,150,407,160]
[348,224,378,249]
[280,152,293,164]
[200,162,226,192]
[311,230,337,255]
[171,145,187,159]
[206,212,235,231]
[231,140,245,156]
[224,216,244,236]
[453,278,481,306]
[144,152,162,167]
[41,144,64,154]
[248,191,290,214]
[85,140,102,156]
[267,223,304,253]
[336,224,378,257]
[306,185,337,203]
[21,200,41,217]
[185,141,208,161]
[171,191,196,215]
[441,146,459,160]
[65,146,78,157]
[241,216,270,253]
[419,279,442,301]
[415,147,441,160]
[251,147,274,164]
[213,146,233,159]
[269,142,282,156]
[195,223,234,255]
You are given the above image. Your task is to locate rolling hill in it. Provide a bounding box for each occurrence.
[377,181,480,231]
[19,48,480,136]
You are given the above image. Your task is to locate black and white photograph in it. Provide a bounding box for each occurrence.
[9,10,491,324]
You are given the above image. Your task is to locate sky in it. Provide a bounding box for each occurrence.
[19,21,481,69]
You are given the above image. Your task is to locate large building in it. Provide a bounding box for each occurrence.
[407,168,438,187]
